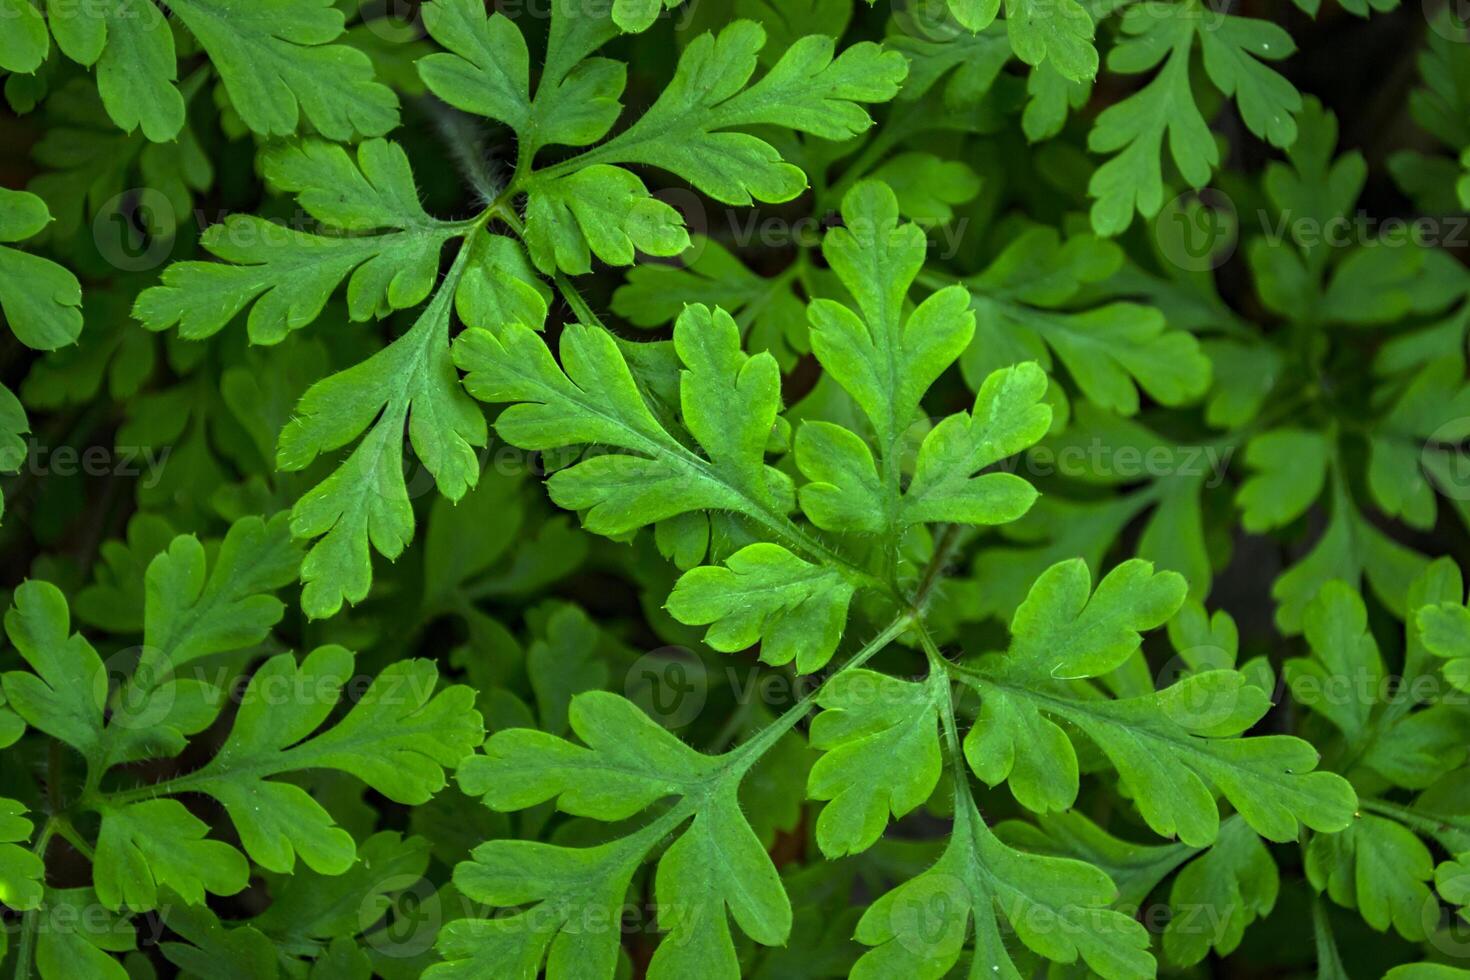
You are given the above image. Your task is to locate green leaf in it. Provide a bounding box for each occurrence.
[507,18,906,273]
[443,691,789,979]
[613,0,682,33]
[419,1,533,134]
[1239,429,1331,532]
[1005,558,1187,680]
[867,151,982,224]
[156,645,481,875]
[0,188,83,351]
[278,251,488,619]
[156,903,279,980]
[1307,814,1435,940]
[809,181,974,452]
[0,686,21,750]
[420,0,625,154]
[0,797,43,912]
[457,304,792,535]
[960,558,1358,845]
[995,809,1194,909]
[73,514,176,633]
[806,669,942,857]
[1087,4,1299,235]
[2,579,107,759]
[1163,818,1278,966]
[1003,0,1098,81]
[851,796,1153,980]
[526,603,609,735]
[1386,968,1470,980]
[794,183,1050,556]
[454,300,888,673]
[170,0,398,140]
[0,381,27,524]
[135,139,461,344]
[522,164,690,274]
[1286,582,1383,748]
[33,889,135,980]
[0,0,48,74]
[1420,600,1470,692]
[902,362,1050,526]
[962,226,1210,414]
[668,543,859,672]
[248,830,433,950]
[590,23,906,201]
[45,0,396,140]
[45,0,184,141]
[94,798,249,911]
[99,513,302,769]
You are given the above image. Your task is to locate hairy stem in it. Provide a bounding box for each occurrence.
[12,817,57,980]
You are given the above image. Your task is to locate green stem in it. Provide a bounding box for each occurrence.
[553,271,607,329]
[489,198,609,332]
[1361,798,1456,839]
[724,612,915,774]
[721,527,964,776]
[915,623,969,794]
[911,523,962,614]
[12,818,57,980]
[485,202,888,592]
[53,817,95,861]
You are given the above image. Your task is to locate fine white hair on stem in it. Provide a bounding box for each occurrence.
[427,102,506,209]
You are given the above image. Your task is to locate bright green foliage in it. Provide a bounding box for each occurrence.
[1308,814,1436,940]
[0,189,81,351]
[136,136,549,617]
[963,0,1096,80]
[1162,818,1278,966]
[457,180,1050,671]
[135,139,465,344]
[0,799,43,913]
[958,226,1211,416]
[420,0,906,274]
[441,691,789,978]
[0,187,82,523]
[5,0,1470,976]
[960,559,1356,846]
[612,237,810,370]
[1284,563,1470,947]
[807,669,943,856]
[1088,2,1300,235]
[0,517,481,927]
[273,257,490,620]
[850,795,1152,979]
[25,0,397,141]
[1419,575,1470,693]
